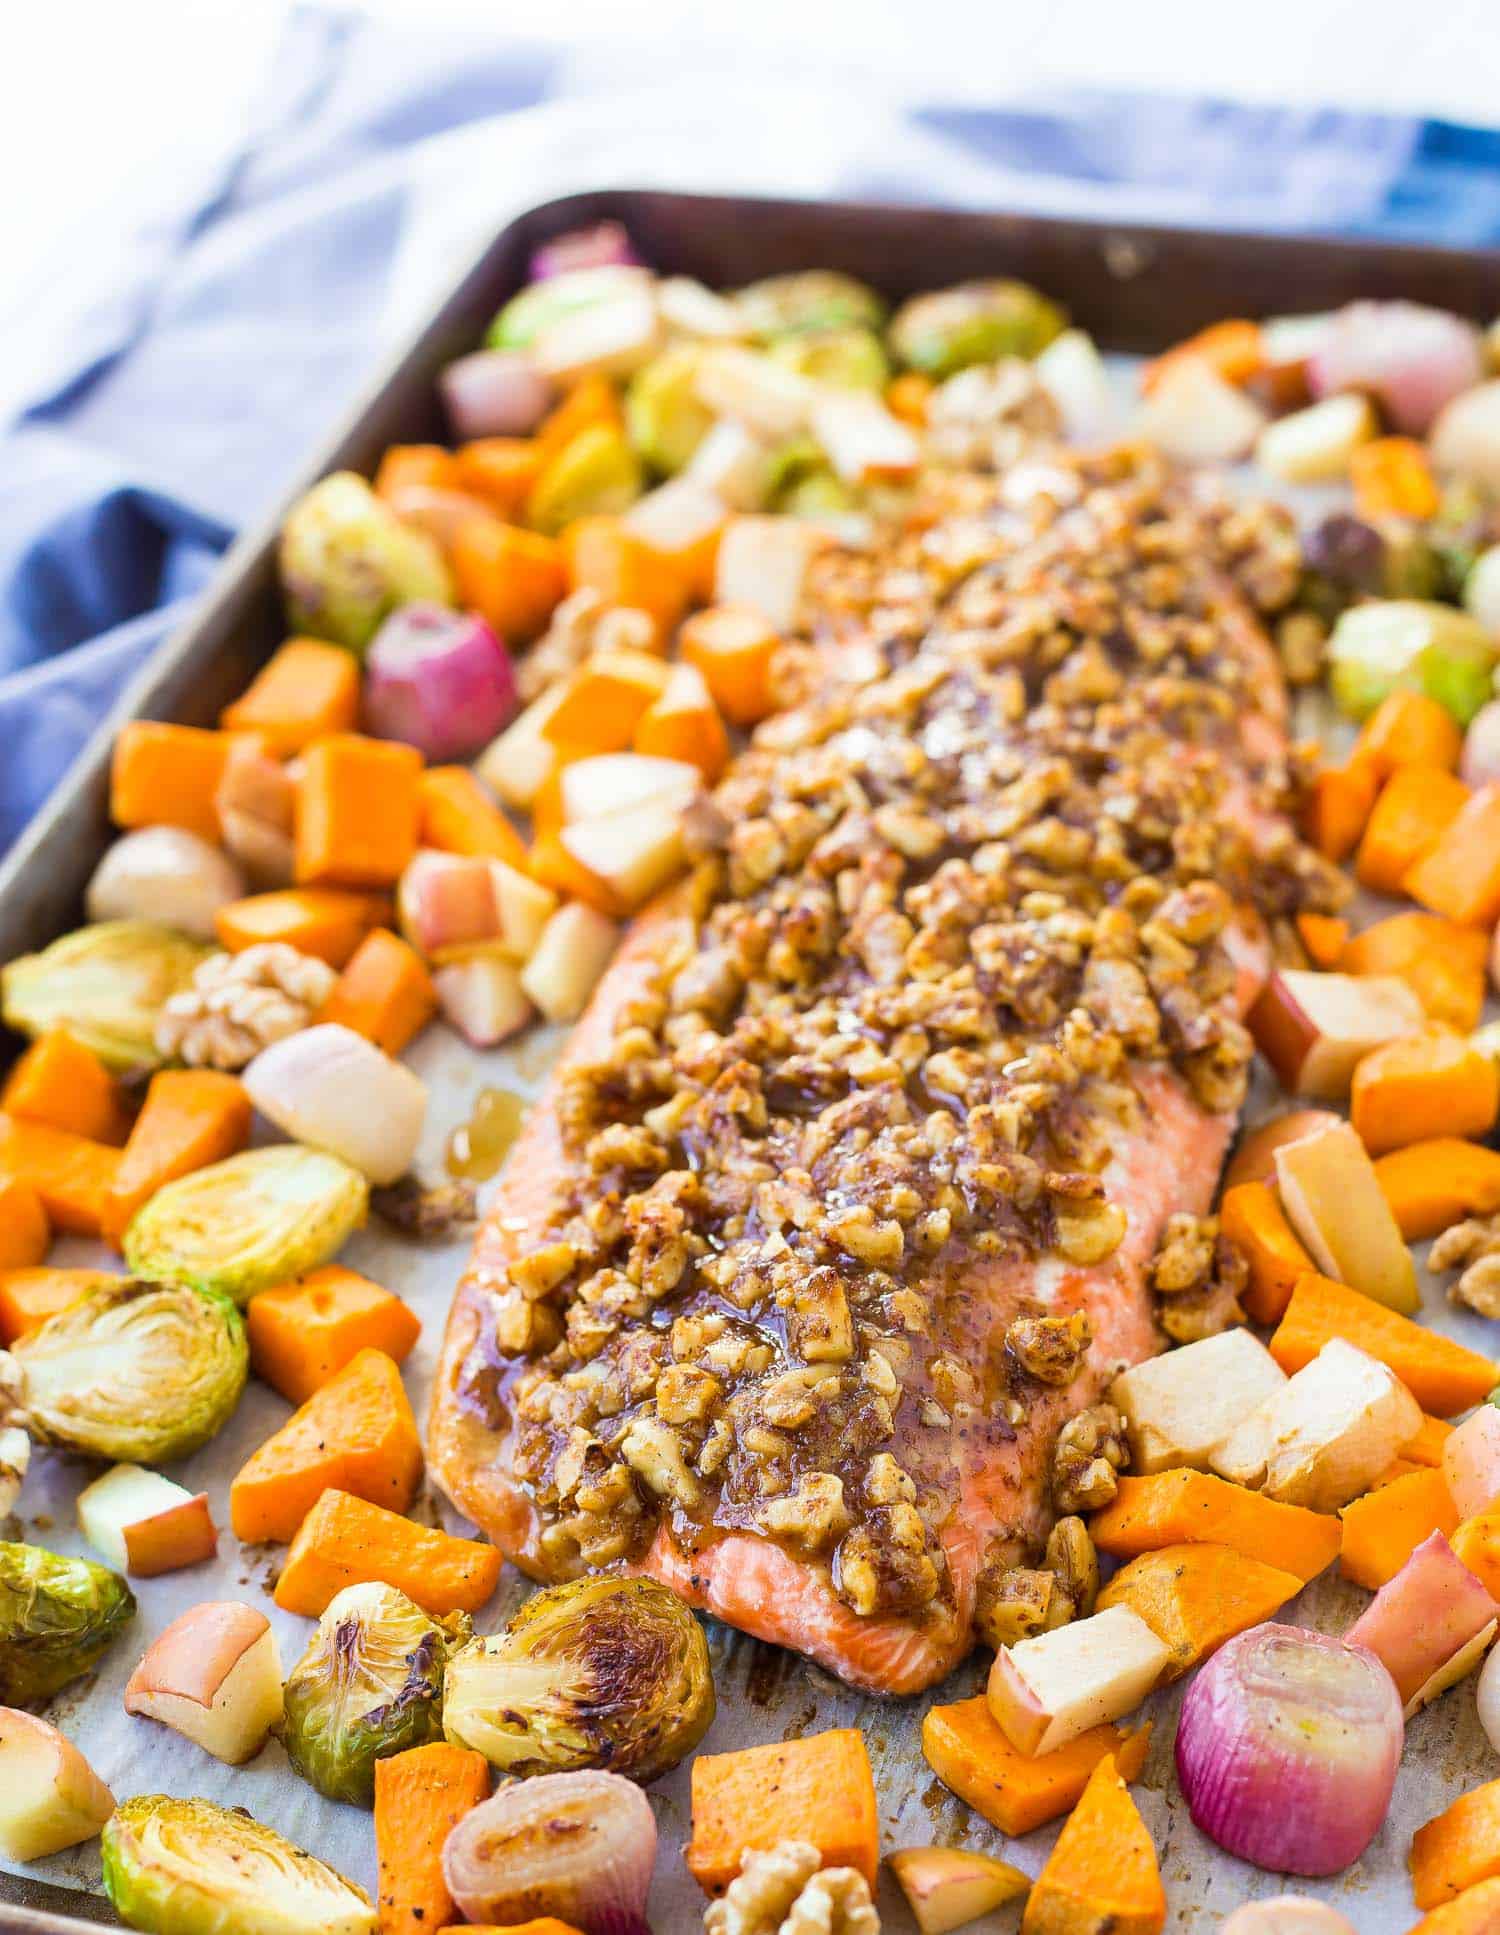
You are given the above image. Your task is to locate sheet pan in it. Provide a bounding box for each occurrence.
[5,189,1500,1934]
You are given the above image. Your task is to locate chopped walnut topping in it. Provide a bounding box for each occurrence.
[462,443,1333,1605]
[1052,1404,1129,1514]
[974,1565,1061,1648]
[1044,1514,1100,1620]
[1006,1311,1091,1386]
[705,1842,879,1935]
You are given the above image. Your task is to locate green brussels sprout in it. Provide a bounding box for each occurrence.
[525,422,644,535]
[279,472,453,654]
[102,1796,375,1935]
[486,265,648,352]
[0,1540,135,1704]
[625,344,715,476]
[767,326,889,393]
[735,271,886,341]
[776,469,859,518]
[8,1280,247,1464]
[2,921,210,1072]
[123,1145,368,1305]
[443,1575,714,1782]
[283,1583,471,1806]
[889,279,1067,378]
[1327,599,1499,726]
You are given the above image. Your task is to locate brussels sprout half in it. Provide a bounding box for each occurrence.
[443,1574,714,1783]
[123,1145,368,1306]
[102,1796,375,1935]
[889,279,1067,379]
[735,270,886,341]
[1,922,210,1072]
[526,423,644,536]
[0,1541,135,1705]
[1326,599,1499,725]
[625,344,715,476]
[486,264,650,352]
[278,472,453,655]
[7,1279,247,1465]
[283,1583,470,1806]
[768,326,890,394]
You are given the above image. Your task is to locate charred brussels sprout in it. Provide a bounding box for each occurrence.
[2,921,209,1072]
[0,1541,135,1704]
[889,279,1066,378]
[735,270,886,341]
[443,1575,713,1782]
[768,326,889,393]
[123,1145,368,1305]
[102,1796,375,1935]
[625,345,715,476]
[6,1280,247,1464]
[487,264,649,352]
[283,1583,470,1806]
[1327,599,1499,725]
[279,472,452,655]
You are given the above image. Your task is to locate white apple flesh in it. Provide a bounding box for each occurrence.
[1273,1118,1420,1313]
[77,1463,217,1576]
[434,955,534,1048]
[124,1601,283,1766]
[888,1847,1031,1935]
[987,1605,1170,1756]
[520,902,620,1025]
[0,1709,115,1860]
[1248,969,1426,1099]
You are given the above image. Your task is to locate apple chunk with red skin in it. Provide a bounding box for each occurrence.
[0,1708,115,1860]
[124,1601,283,1765]
[1247,969,1425,1099]
[77,1463,217,1576]
[987,1604,1170,1756]
[888,1847,1030,1935]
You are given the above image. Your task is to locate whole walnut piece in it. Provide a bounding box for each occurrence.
[154,942,336,1071]
[705,1842,879,1935]
[1431,1212,1500,1318]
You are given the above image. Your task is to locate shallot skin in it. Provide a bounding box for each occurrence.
[1176,1623,1403,1878]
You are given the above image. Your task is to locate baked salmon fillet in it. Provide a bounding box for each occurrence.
[429,434,1342,1696]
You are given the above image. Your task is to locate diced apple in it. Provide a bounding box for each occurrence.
[657,276,747,340]
[1255,393,1376,483]
[634,661,731,781]
[487,859,558,961]
[1135,357,1268,463]
[476,685,571,810]
[433,955,533,1048]
[887,1847,1031,1935]
[1223,1108,1344,1191]
[1110,1329,1287,1475]
[77,1463,217,1577]
[560,797,687,913]
[714,515,830,632]
[693,346,817,438]
[1247,969,1426,1099]
[124,1601,283,1766]
[685,419,773,510]
[556,753,702,826]
[532,285,663,385]
[809,391,921,484]
[0,1709,114,1860]
[1273,1119,1419,1313]
[520,901,620,1025]
[986,1605,1170,1756]
[0,1426,28,1519]
[1212,1338,1422,1509]
[1036,327,1118,442]
[1346,1529,1499,1708]
[1405,1617,1496,1720]
[1443,1404,1500,1519]
[398,850,498,956]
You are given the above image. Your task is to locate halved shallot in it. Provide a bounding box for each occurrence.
[1175,1623,1402,1876]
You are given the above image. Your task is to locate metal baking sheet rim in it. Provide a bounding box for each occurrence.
[5,190,1500,1934]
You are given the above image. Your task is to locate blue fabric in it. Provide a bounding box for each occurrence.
[4,7,1500,855]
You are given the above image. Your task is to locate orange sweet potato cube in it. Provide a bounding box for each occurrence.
[246,1264,422,1406]
[0,1177,49,1273]
[221,639,361,755]
[417,766,528,869]
[450,518,566,644]
[294,734,423,888]
[541,649,670,754]
[685,1731,878,1896]
[110,722,240,842]
[320,929,436,1056]
[2,1032,131,1145]
[680,603,781,727]
[634,662,730,780]
[452,440,544,519]
[564,516,688,641]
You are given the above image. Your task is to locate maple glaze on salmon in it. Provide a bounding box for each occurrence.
[430,440,1337,1695]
